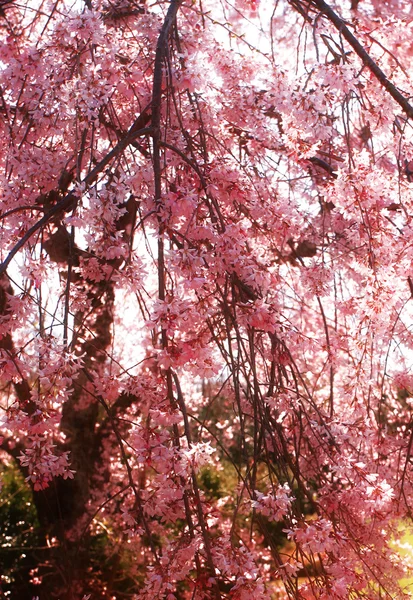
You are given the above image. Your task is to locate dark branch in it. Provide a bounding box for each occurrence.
[308,0,413,119]
[0,123,153,276]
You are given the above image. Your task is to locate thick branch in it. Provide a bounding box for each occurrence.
[310,0,413,119]
[151,0,182,303]
[151,0,183,135]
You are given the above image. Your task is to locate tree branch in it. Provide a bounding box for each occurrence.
[310,0,413,119]
[0,124,153,276]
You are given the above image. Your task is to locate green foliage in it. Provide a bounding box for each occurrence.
[0,462,144,597]
[199,466,224,500]
[0,461,41,596]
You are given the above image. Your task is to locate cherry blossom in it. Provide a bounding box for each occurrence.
[2,0,413,597]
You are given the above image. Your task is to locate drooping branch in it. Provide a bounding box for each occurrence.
[301,0,413,119]
[150,4,223,597]
[0,122,152,276]
[151,0,182,303]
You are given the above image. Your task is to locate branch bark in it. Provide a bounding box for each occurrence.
[308,0,413,119]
